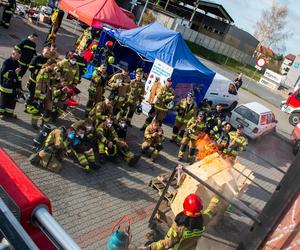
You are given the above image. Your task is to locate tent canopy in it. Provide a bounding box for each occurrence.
[107,22,215,81]
[59,0,137,29]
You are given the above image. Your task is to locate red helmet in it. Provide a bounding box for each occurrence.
[183,194,203,217]
[105,41,113,47]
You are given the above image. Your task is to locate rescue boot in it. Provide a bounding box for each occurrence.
[127,154,141,167]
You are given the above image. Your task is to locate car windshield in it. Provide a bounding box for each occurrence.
[235,105,260,125]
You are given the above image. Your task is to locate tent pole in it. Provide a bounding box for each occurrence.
[138,0,150,26]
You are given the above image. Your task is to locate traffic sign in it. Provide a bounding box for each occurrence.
[256,58,266,67]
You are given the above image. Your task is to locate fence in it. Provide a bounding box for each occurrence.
[174,24,256,66]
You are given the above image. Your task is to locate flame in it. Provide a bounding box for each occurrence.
[195,133,221,161]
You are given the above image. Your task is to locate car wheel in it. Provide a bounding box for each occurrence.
[293,142,300,155]
[228,101,238,111]
[289,112,300,126]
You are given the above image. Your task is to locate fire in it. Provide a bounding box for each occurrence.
[195,133,221,161]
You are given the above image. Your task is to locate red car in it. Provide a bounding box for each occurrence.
[290,122,300,155]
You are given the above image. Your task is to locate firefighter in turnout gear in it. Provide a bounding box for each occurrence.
[68,125,95,172]
[198,99,211,113]
[123,68,145,126]
[15,34,38,78]
[142,119,164,162]
[72,118,97,149]
[74,52,87,78]
[142,78,175,129]
[178,112,207,163]
[171,92,197,144]
[108,68,131,116]
[141,194,219,250]
[228,124,248,157]
[210,122,231,154]
[206,104,226,130]
[30,59,56,128]
[26,44,51,106]
[86,64,108,114]
[0,0,16,28]
[36,126,69,172]
[54,55,80,87]
[88,98,113,126]
[75,27,92,54]
[96,117,140,166]
[0,48,21,119]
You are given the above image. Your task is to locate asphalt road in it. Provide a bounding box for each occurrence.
[0,14,296,249]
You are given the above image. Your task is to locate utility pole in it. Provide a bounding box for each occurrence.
[188,0,200,28]
[138,0,150,26]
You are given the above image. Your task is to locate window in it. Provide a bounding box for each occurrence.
[235,106,259,125]
[260,114,268,125]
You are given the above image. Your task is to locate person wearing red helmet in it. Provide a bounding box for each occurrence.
[141,194,219,250]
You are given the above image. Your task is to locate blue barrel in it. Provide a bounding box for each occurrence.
[106,228,129,250]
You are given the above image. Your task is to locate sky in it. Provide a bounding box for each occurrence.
[213,0,300,55]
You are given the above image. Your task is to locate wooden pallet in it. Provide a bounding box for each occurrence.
[149,174,179,204]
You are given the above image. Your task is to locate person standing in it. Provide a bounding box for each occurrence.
[0,0,16,28]
[15,34,38,79]
[0,48,21,119]
[171,92,197,144]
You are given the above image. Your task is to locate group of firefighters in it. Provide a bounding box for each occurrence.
[0,20,250,248]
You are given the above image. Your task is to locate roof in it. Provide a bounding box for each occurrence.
[256,44,275,58]
[59,0,137,29]
[173,0,234,23]
[243,102,271,114]
[285,53,296,61]
[107,22,215,78]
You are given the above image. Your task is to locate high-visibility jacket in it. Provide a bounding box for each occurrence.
[89,70,108,92]
[15,38,37,65]
[109,73,131,102]
[206,110,226,129]
[96,123,119,144]
[128,78,144,104]
[210,126,230,150]
[0,57,20,94]
[184,117,207,140]
[28,55,48,83]
[35,68,54,110]
[89,101,113,122]
[175,98,197,124]
[155,86,175,112]
[144,124,164,144]
[228,131,248,156]
[55,59,80,86]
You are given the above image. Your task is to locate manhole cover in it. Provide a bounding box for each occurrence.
[9,34,20,40]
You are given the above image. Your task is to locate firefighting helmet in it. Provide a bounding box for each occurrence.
[183,194,203,218]
[136,68,143,73]
[91,45,98,51]
[26,104,40,115]
[135,104,143,115]
[105,40,113,47]
[107,56,115,65]
[166,100,175,110]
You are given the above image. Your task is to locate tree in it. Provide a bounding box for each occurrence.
[254,0,292,53]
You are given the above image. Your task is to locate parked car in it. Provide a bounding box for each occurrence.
[16,4,26,17]
[281,89,300,126]
[290,122,300,155]
[228,102,277,139]
[204,73,239,111]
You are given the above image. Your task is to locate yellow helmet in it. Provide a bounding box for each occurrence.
[91,45,98,51]
[107,56,115,65]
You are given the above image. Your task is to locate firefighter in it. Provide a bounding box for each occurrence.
[49,43,58,61]
[97,40,115,66]
[75,27,92,54]
[26,44,51,106]
[198,99,211,113]
[177,112,208,163]
[72,118,97,149]
[74,52,87,79]
[86,64,108,114]
[96,117,140,166]
[15,34,38,78]
[123,68,145,126]
[210,122,231,154]
[234,73,243,90]
[88,98,113,125]
[0,0,16,28]
[30,59,56,128]
[0,48,21,119]
[108,68,131,116]
[227,124,248,157]
[141,78,175,130]
[206,103,226,130]
[113,117,128,141]
[141,119,164,162]
[54,54,80,87]
[32,126,70,172]
[68,125,96,172]
[171,92,197,144]
[46,8,64,43]
[140,194,219,250]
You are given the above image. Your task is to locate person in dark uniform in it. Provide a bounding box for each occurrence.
[26,43,51,106]
[15,33,38,79]
[0,0,16,28]
[0,48,21,119]
[206,103,226,130]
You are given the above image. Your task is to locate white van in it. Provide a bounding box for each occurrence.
[204,73,239,111]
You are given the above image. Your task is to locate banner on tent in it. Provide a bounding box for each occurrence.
[142,59,174,114]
